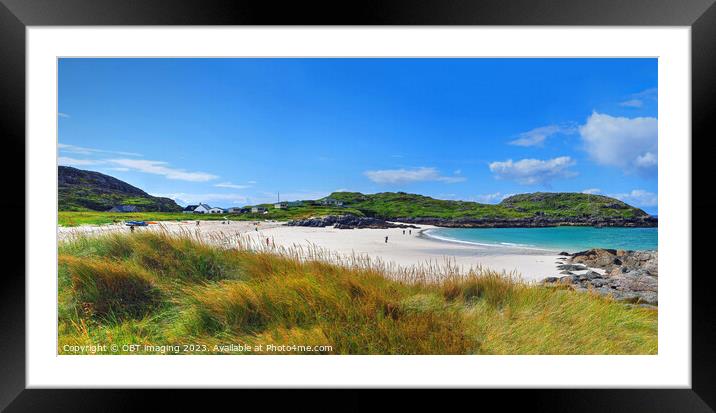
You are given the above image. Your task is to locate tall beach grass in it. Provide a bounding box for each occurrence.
[58,230,657,355]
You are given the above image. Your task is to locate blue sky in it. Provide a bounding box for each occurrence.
[58,58,658,214]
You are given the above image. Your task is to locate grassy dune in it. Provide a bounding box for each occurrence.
[58,232,657,355]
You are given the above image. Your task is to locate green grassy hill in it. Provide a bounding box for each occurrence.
[323,191,649,220]
[58,231,657,354]
[59,166,182,212]
[57,167,651,225]
[499,192,647,218]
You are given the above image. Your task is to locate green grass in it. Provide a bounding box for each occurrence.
[326,191,649,220]
[499,192,647,218]
[60,189,650,226]
[326,191,526,219]
[58,205,363,226]
[58,231,657,355]
[59,187,182,212]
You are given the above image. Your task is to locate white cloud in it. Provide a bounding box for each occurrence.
[58,112,70,118]
[108,159,218,182]
[255,191,331,204]
[581,188,601,195]
[635,152,657,168]
[474,192,514,204]
[156,193,249,207]
[489,156,577,185]
[59,143,142,157]
[579,112,657,177]
[508,124,575,147]
[609,189,657,207]
[619,99,643,108]
[619,88,657,108]
[59,154,219,182]
[58,156,105,167]
[364,167,466,184]
[214,182,252,189]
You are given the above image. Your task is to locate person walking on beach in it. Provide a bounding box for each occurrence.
[402,230,405,235]
[385,236,389,243]
[409,229,412,235]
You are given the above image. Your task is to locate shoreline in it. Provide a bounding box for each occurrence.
[59,220,563,282]
[419,227,557,254]
[246,223,562,282]
[58,220,653,283]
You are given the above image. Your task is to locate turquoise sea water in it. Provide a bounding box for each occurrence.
[425,227,658,252]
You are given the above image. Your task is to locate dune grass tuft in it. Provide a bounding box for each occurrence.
[58,231,657,355]
[61,256,162,320]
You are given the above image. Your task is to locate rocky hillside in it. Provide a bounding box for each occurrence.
[58,166,182,212]
[318,191,655,227]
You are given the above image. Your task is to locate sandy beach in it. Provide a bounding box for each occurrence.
[58,220,573,282]
[249,224,567,282]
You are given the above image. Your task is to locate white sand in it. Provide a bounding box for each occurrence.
[244,224,561,282]
[59,220,561,282]
[57,219,284,241]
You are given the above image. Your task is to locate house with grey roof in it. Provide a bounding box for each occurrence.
[182,203,211,214]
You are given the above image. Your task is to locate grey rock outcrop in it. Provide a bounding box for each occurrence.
[543,248,658,305]
[287,215,419,230]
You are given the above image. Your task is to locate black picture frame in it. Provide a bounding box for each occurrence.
[1,0,713,411]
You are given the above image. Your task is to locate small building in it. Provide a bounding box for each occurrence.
[182,205,198,213]
[274,202,288,209]
[320,198,344,207]
[251,206,268,213]
[108,205,140,213]
[192,203,211,214]
[287,201,303,207]
[208,207,224,214]
[227,207,244,214]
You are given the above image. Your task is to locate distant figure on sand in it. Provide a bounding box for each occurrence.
[266,237,270,246]
[385,236,388,243]
[196,221,200,226]
[402,230,405,235]
[409,229,412,235]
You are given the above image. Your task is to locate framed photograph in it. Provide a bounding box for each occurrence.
[2,0,714,410]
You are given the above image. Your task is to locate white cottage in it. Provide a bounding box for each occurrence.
[192,203,211,214]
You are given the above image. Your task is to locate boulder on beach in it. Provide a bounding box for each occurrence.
[543,248,658,306]
[556,264,588,271]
